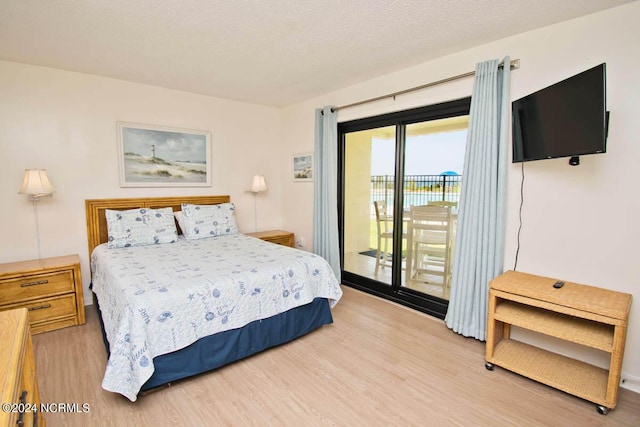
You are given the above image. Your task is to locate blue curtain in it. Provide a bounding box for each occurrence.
[313,106,341,281]
[445,57,511,340]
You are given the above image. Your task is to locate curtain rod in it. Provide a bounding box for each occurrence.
[328,58,520,113]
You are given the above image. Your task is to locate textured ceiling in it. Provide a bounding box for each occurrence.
[0,0,634,107]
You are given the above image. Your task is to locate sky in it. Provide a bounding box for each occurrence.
[370,129,467,176]
[122,127,207,162]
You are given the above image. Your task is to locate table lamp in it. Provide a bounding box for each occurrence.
[250,175,267,232]
[19,169,56,259]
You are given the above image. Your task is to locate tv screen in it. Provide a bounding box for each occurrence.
[512,64,607,163]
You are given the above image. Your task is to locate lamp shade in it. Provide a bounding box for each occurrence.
[18,169,55,197]
[250,175,267,193]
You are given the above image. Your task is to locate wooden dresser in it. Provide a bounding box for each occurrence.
[0,308,45,427]
[0,255,85,334]
[246,230,295,248]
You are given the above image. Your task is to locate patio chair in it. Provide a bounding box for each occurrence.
[373,201,394,273]
[405,205,455,294]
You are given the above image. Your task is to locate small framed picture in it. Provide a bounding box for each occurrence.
[117,122,211,187]
[292,152,313,182]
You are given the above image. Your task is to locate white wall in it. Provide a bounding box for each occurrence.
[281,2,640,392]
[0,61,284,303]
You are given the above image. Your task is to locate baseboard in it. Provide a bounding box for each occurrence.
[621,374,640,394]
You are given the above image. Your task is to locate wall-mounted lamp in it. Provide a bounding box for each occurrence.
[18,169,56,259]
[249,174,267,232]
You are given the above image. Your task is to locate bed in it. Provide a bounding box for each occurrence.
[85,195,342,401]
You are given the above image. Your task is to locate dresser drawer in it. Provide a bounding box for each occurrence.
[0,270,75,303]
[2,294,77,325]
[268,236,294,246]
[0,309,45,427]
[17,374,36,427]
[246,230,295,248]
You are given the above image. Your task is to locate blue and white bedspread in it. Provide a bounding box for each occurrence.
[91,233,342,401]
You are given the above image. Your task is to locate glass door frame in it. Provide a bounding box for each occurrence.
[338,97,471,319]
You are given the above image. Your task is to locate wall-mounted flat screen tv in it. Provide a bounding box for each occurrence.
[512,63,607,163]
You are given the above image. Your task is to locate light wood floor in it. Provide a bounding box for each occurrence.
[32,287,639,426]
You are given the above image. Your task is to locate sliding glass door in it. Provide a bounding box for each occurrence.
[339,99,470,318]
[343,126,396,286]
[401,118,467,299]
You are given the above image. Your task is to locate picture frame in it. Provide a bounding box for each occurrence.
[117,122,211,187]
[292,152,313,182]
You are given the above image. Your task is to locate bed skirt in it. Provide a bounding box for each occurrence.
[92,290,334,394]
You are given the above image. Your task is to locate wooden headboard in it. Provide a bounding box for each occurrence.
[85,195,231,259]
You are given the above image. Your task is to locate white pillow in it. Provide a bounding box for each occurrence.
[180,202,238,240]
[106,207,178,248]
[174,210,186,234]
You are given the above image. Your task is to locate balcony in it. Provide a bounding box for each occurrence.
[370,174,462,213]
[342,174,462,299]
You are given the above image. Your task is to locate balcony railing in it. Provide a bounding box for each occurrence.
[371,174,462,214]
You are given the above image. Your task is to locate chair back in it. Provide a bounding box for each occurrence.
[408,205,453,240]
[405,204,455,290]
[374,201,392,234]
[428,200,458,209]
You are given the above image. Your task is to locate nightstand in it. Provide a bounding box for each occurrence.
[246,230,295,247]
[0,254,85,334]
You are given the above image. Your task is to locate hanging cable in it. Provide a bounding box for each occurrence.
[513,162,525,270]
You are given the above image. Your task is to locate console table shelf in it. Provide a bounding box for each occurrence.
[492,340,609,403]
[493,301,615,351]
[485,270,631,414]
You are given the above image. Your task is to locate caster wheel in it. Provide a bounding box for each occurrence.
[596,405,609,415]
[485,362,494,371]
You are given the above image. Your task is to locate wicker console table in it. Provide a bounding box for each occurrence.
[485,270,632,414]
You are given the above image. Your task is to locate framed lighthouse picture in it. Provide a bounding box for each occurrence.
[117,122,211,187]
